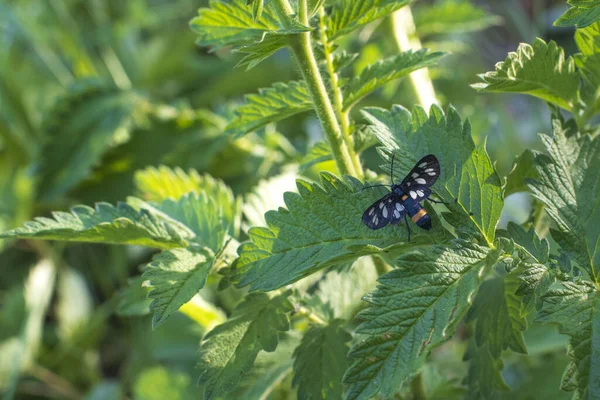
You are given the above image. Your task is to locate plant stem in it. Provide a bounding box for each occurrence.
[410,372,427,400]
[273,0,359,177]
[390,7,438,109]
[297,306,328,325]
[29,364,82,400]
[318,8,364,178]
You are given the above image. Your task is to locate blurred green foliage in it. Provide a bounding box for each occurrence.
[0,0,599,399]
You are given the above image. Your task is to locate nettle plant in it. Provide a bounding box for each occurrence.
[2,0,600,399]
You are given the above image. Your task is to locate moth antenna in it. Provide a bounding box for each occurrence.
[355,184,392,194]
[390,152,396,184]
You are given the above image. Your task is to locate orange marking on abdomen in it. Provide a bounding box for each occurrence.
[411,208,427,223]
[401,195,408,201]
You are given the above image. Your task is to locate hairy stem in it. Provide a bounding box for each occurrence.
[272,0,358,177]
[318,8,364,178]
[297,306,328,325]
[390,7,438,109]
[410,372,427,400]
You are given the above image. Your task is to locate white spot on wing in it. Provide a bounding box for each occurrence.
[425,168,434,172]
[410,191,417,199]
[411,173,419,178]
[419,162,427,168]
[394,210,400,218]
[379,202,384,209]
[395,203,402,211]
[369,208,374,215]
[382,208,388,218]
[415,178,426,184]
[427,172,436,176]
[417,190,424,197]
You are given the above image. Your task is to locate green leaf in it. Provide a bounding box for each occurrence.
[527,121,600,280]
[463,342,509,399]
[234,35,288,70]
[116,276,152,317]
[142,246,214,329]
[467,272,527,357]
[230,335,297,400]
[343,241,491,400]
[342,50,445,111]
[247,0,265,21]
[190,0,310,49]
[536,281,600,398]
[516,262,554,315]
[242,169,298,229]
[507,221,549,264]
[224,81,312,139]
[0,287,26,342]
[134,166,239,237]
[504,149,539,197]
[575,21,600,55]
[315,257,378,320]
[36,80,143,201]
[292,320,351,400]
[327,0,409,40]
[299,142,333,172]
[130,192,230,252]
[363,105,503,245]
[555,0,600,29]
[472,39,580,111]
[413,2,502,36]
[198,291,293,399]
[235,173,446,291]
[134,165,234,204]
[0,202,190,249]
[133,366,194,400]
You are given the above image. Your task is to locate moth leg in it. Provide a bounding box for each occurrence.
[428,198,448,205]
[404,214,411,242]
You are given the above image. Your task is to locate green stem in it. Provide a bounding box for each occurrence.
[273,0,358,177]
[318,8,363,178]
[297,306,328,325]
[410,372,427,400]
[389,7,437,109]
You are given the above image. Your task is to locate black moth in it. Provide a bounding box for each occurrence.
[361,154,442,240]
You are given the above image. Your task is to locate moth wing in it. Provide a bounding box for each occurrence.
[399,154,440,191]
[389,197,407,225]
[362,193,394,230]
[404,186,432,202]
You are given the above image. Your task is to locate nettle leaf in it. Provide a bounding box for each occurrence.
[507,221,549,264]
[413,2,502,36]
[536,281,600,398]
[243,169,298,229]
[575,21,600,55]
[527,122,600,279]
[36,80,143,201]
[504,149,539,197]
[231,335,298,400]
[143,246,214,329]
[234,173,447,291]
[134,166,239,236]
[327,0,409,40]
[516,262,553,315]
[198,291,293,399]
[473,39,580,112]
[344,241,492,400]
[342,50,445,111]
[463,343,509,399]
[363,105,503,246]
[190,0,310,49]
[575,22,600,90]
[234,35,288,70]
[555,0,600,29]
[131,192,229,252]
[225,81,312,138]
[116,276,152,317]
[300,142,333,172]
[467,272,527,358]
[292,320,351,400]
[316,257,378,320]
[0,202,190,249]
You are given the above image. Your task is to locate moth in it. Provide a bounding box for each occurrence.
[361,154,443,240]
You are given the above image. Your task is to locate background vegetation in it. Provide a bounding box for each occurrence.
[0,0,599,399]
